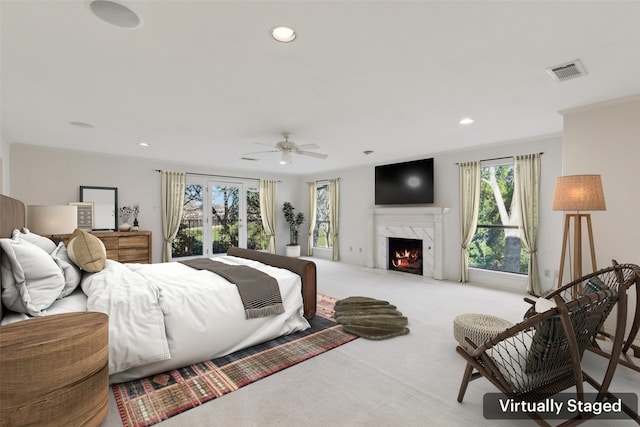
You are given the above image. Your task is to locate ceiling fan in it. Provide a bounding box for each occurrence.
[244,134,328,164]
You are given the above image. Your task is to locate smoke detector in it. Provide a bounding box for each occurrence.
[546,59,587,82]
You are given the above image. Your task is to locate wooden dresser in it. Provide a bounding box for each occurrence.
[55,230,152,264]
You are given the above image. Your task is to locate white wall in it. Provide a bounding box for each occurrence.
[0,135,9,195]
[561,93,640,342]
[9,144,303,262]
[561,94,640,268]
[302,134,564,294]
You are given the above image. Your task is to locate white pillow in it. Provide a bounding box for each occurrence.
[12,228,57,253]
[0,237,66,316]
[51,242,82,297]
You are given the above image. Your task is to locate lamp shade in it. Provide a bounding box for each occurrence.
[27,205,78,235]
[552,175,606,211]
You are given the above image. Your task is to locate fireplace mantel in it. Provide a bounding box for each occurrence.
[367,206,449,279]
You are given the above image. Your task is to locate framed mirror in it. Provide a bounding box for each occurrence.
[80,186,118,231]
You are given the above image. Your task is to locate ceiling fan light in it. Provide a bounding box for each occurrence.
[280,151,292,164]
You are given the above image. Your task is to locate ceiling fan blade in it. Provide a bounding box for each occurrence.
[298,150,328,159]
[243,149,280,155]
[252,141,281,150]
[295,143,319,150]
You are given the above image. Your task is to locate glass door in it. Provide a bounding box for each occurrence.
[210,181,244,254]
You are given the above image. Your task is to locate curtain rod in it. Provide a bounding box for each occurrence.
[153,169,280,182]
[306,177,341,183]
[454,152,544,165]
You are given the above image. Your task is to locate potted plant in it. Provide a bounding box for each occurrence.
[282,202,305,257]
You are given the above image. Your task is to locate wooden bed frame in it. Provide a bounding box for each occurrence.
[0,194,317,425]
[0,194,317,320]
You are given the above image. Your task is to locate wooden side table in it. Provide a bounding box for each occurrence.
[0,312,109,426]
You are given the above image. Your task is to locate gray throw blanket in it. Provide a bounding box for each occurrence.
[179,258,284,319]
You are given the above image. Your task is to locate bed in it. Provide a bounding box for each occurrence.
[0,194,317,384]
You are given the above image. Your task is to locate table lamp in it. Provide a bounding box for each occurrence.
[26,205,78,236]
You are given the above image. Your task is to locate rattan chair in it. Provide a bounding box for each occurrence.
[527,262,640,375]
[456,288,638,426]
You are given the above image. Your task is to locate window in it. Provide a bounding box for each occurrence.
[246,187,268,250]
[468,163,529,274]
[172,183,204,258]
[172,180,267,258]
[313,183,332,248]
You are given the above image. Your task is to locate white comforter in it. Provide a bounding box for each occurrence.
[80,256,310,383]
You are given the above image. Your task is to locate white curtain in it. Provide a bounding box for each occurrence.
[514,153,542,295]
[458,162,481,282]
[161,171,186,262]
[259,179,278,254]
[307,182,317,256]
[329,178,340,261]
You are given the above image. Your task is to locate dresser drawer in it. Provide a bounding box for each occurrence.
[119,235,149,249]
[118,248,150,263]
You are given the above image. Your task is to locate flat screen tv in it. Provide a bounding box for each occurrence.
[375,158,434,205]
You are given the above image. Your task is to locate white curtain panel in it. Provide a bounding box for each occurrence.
[259,179,278,254]
[329,179,340,261]
[161,171,186,262]
[458,162,481,282]
[514,153,542,295]
[307,182,317,256]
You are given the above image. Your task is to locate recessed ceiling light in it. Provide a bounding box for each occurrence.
[459,118,474,125]
[138,142,150,147]
[69,121,94,128]
[271,26,296,43]
[89,0,142,29]
[363,150,374,155]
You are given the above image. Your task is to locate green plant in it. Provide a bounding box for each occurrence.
[282,202,305,246]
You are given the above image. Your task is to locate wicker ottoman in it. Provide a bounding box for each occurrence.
[453,313,513,353]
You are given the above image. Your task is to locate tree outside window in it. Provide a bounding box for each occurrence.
[172,184,204,258]
[313,183,332,248]
[468,164,529,274]
[246,188,268,250]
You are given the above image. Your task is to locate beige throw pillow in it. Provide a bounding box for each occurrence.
[67,229,106,272]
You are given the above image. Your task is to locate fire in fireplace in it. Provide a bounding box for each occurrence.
[388,237,423,275]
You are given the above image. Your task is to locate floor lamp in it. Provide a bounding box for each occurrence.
[552,175,606,292]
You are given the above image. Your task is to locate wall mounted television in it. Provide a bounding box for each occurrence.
[375,158,434,205]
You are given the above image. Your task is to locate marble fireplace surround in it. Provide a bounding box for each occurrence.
[367,206,449,279]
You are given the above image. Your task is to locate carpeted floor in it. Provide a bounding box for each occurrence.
[111,294,356,427]
[100,259,640,427]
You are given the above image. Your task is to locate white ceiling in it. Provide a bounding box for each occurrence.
[2,1,640,175]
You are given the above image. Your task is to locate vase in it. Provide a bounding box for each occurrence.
[285,245,301,257]
[118,222,131,232]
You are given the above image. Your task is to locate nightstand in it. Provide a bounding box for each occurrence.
[0,312,109,426]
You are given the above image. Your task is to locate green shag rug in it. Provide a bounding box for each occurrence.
[334,296,409,340]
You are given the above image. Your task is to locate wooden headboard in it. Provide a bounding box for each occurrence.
[1,194,25,238]
[0,194,26,320]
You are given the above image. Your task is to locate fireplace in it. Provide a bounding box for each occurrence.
[388,237,423,275]
[367,206,449,279]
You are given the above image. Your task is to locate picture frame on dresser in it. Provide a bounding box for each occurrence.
[79,186,118,231]
[69,202,94,231]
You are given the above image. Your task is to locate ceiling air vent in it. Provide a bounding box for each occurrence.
[240,156,259,161]
[546,59,587,82]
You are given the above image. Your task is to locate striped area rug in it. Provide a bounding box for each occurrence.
[112,294,356,427]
